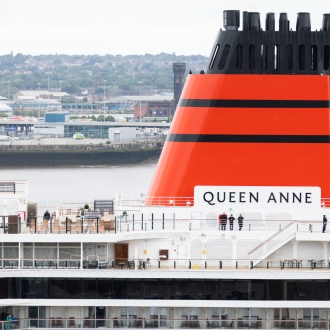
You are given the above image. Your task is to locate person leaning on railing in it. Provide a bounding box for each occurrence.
[43,210,50,220]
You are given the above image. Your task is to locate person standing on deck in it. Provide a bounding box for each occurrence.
[43,210,50,220]
[228,214,235,230]
[238,214,244,231]
[322,215,328,233]
[219,212,227,231]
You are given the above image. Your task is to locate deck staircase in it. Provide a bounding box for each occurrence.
[248,220,297,265]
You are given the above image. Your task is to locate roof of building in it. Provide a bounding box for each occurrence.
[0,103,12,110]
[46,111,70,115]
[107,95,174,104]
[15,91,69,97]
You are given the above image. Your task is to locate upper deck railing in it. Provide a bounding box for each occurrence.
[0,180,27,195]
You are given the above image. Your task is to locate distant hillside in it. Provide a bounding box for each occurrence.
[0,53,208,98]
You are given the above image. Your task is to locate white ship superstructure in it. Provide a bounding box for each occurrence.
[0,181,329,329]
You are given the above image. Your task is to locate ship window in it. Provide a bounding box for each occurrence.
[267,280,283,300]
[236,44,243,70]
[128,278,144,299]
[144,279,158,299]
[324,45,330,70]
[67,278,81,299]
[287,45,293,70]
[209,44,219,70]
[82,278,96,299]
[274,45,279,70]
[159,279,174,299]
[299,280,314,300]
[284,280,298,300]
[220,279,236,300]
[311,45,317,70]
[113,278,128,299]
[299,45,305,70]
[50,278,66,299]
[237,280,250,300]
[314,280,329,300]
[190,279,204,299]
[261,45,267,70]
[251,280,267,300]
[249,45,255,70]
[0,278,8,299]
[205,279,220,300]
[218,44,231,70]
[174,279,190,299]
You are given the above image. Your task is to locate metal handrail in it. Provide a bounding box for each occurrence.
[247,220,296,255]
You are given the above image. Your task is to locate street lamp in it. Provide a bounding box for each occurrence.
[103,80,106,123]
[47,72,50,110]
[138,81,143,123]
[59,80,63,110]
[6,81,11,100]
[37,82,42,91]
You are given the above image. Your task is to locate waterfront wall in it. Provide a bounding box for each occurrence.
[0,142,163,167]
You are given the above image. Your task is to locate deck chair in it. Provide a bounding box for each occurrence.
[56,317,63,328]
[256,318,262,329]
[288,319,296,329]
[281,318,287,329]
[320,319,327,329]
[50,317,56,328]
[83,317,91,328]
[68,317,75,328]
[237,318,244,329]
[137,318,143,328]
[298,319,304,329]
[193,319,200,328]
[113,317,120,328]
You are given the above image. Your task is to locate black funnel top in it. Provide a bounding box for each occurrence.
[248,12,261,31]
[223,10,240,30]
[279,13,289,31]
[322,14,330,31]
[296,12,311,31]
[242,11,248,31]
[266,13,275,31]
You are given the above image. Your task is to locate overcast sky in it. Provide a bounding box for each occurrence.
[1,0,329,56]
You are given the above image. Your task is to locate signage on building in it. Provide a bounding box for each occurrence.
[194,186,321,210]
[5,126,17,131]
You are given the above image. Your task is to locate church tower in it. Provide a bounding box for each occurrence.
[173,63,186,111]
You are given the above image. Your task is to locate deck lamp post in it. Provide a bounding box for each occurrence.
[138,81,143,122]
[59,80,63,110]
[103,80,106,123]
[7,81,10,100]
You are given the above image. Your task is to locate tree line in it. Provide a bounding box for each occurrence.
[0,53,207,98]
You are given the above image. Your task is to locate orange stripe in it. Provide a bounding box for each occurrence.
[171,107,330,135]
[181,75,330,100]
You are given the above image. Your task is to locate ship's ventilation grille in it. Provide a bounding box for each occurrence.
[191,239,203,264]
[237,239,262,265]
[268,241,293,261]
[207,239,233,265]
[205,212,217,228]
[0,201,4,215]
[7,200,18,215]
[235,212,262,230]
[297,241,322,260]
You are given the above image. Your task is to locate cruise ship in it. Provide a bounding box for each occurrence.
[1,9,330,330]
